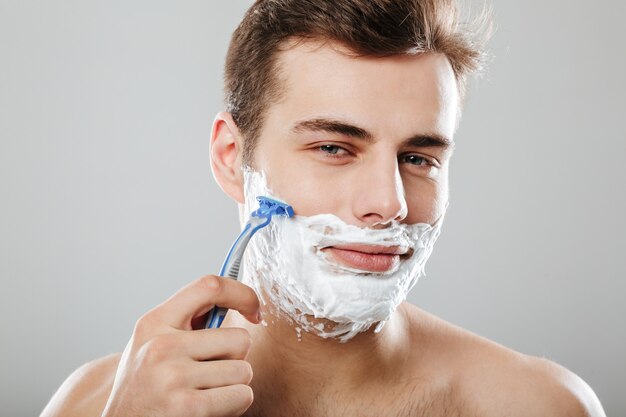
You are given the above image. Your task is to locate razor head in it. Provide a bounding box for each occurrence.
[252,196,294,218]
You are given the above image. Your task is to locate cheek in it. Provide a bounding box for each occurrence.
[268,171,346,216]
[253,148,343,216]
[402,171,449,224]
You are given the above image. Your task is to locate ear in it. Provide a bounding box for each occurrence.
[210,111,245,204]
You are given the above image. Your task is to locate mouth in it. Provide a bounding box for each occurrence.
[320,244,411,273]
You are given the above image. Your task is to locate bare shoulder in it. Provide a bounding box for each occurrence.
[469,352,607,417]
[517,356,607,417]
[399,303,606,417]
[40,352,121,417]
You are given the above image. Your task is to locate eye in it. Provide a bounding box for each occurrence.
[400,154,432,166]
[319,144,348,156]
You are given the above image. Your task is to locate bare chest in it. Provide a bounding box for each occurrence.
[243,382,474,417]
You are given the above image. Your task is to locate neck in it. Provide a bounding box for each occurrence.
[222,304,414,396]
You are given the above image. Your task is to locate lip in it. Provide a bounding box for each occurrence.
[321,244,408,273]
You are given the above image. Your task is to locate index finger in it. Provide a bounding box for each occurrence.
[151,275,261,330]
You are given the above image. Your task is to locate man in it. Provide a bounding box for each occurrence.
[41,1,606,416]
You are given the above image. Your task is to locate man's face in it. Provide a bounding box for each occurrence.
[250,42,458,228]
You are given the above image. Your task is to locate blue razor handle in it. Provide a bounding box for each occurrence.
[205,196,294,329]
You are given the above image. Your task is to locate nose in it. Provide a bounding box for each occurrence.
[351,157,408,227]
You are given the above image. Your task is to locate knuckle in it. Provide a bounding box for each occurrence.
[235,384,255,410]
[133,312,156,340]
[160,362,185,390]
[216,384,254,414]
[244,284,261,303]
[201,385,254,416]
[234,327,252,347]
[199,275,222,294]
[230,328,252,357]
[137,334,172,365]
[234,360,254,384]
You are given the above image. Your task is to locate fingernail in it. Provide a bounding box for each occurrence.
[256,311,263,323]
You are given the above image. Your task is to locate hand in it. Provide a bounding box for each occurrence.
[101,275,261,417]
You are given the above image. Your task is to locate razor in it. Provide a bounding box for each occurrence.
[205,196,294,328]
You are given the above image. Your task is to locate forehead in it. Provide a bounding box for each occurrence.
[265,41,459,140]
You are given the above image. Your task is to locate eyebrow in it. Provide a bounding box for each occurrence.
[403,133,453,149]
[291,118,373,141]
[290,118,452,149]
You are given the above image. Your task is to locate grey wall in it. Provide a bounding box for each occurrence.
[0,1,623,416]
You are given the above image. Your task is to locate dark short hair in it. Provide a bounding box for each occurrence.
[224,0,491,164]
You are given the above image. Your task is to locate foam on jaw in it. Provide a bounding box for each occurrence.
[239,168,445,342]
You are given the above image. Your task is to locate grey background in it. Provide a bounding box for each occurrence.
[1,1,624,416]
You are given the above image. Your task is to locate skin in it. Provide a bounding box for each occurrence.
[40,42,607,417]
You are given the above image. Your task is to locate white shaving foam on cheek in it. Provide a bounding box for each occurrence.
[239,168,445,342]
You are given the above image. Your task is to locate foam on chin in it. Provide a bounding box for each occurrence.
[239,168,445,342]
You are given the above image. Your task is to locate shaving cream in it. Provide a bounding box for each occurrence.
[239,168,445,342]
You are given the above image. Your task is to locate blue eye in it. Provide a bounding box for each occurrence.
[401,154,430,166]
[320,144,343,155]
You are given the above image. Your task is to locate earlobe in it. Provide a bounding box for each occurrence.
[210,112,245,204]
